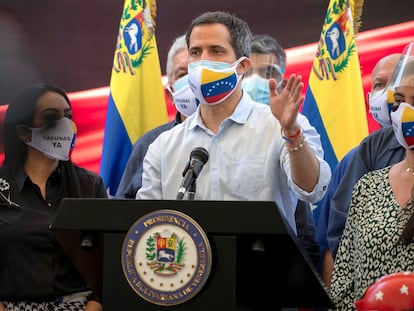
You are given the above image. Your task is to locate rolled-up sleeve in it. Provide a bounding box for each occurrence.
[281,113,331,203]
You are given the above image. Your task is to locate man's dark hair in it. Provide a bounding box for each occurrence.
[185,11,252,59]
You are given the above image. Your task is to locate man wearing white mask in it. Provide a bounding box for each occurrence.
[115,34,197,198]
[331,55,414,310]
[137,11,331,236]
[315,54,401,287]
[316,43,414,286]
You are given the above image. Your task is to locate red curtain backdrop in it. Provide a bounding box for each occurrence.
[0,21,413,173]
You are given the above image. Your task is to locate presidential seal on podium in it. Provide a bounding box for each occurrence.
[121,209,212,306]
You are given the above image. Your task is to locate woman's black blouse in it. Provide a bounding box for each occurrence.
[0,163,107,301]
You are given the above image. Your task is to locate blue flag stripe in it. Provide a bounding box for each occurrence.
[301,88,338,170]
[100,93,133,193]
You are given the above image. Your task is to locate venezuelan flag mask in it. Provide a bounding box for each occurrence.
[391,102,414,149]
[188,57,245,106]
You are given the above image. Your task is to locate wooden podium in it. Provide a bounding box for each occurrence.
[51,199,333,310]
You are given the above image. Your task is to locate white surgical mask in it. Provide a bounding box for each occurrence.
[167,75,199,117]
[368,89,394,127]
[25,117,77,161]
[370,42,414,128]
[187,57,245,106]
[390,102,414,149]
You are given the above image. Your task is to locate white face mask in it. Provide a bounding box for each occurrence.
[187,57,245,106]
[390,102,414,149]
[167,75,199,117]
[25,117,77,161]
[368,89,394,127]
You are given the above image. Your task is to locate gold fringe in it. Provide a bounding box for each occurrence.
[351,0,364,34]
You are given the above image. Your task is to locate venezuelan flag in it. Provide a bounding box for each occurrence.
[100,0,167,196]
[301,0,368,171]
[201,70,238,104]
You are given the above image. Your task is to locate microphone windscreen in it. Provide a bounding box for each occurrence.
[190,147,209,164]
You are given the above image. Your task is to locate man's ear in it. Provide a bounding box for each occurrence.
[366,91,371,104]
[237,57,251,75]
[165,85,174,102]
[16,124,32,143]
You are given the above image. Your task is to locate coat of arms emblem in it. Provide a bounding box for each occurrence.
[121,209,212,306]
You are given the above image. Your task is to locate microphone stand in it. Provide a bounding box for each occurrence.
[187,180,196,201]
[176,147,209,200]
[176,178,197,201]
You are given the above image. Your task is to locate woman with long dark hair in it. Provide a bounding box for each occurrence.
[0,84,106,311]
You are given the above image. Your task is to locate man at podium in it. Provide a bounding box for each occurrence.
[136,11,331,235]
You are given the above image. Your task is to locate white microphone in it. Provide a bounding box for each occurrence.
[176,147,209,200]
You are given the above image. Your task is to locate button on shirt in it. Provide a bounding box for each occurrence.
[137,92,331,233]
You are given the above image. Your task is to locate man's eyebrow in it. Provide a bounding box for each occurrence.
[174,65,187,72]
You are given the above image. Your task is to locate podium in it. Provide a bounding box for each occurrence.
[51,199,333,310]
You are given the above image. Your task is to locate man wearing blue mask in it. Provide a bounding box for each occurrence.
[242,34,286,105]
[137,11,331,238]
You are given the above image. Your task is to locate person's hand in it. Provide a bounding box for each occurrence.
[85,300,102,311]
[268,73,304,134]
[0,302,5,311]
